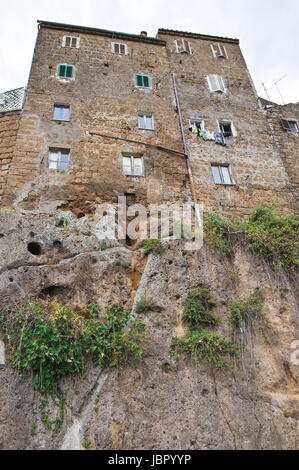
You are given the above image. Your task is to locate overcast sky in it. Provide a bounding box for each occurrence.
[1,0,298,104]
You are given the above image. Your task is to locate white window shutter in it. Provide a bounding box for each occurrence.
[219,76,225,92]
[123,156,132,175]
[145,115,153,129]
[176,39,184,53]
[212,44,221,57]
[208,75,218,92]
[133,158,143,176]
[184,40,191,54]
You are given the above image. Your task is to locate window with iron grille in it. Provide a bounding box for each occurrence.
[48,150,70,171]
[218,120,236,137]
[211,43,228,59]
[112,43,127,55]
[136,74,150,88]
[52,104,70,121]
[280,118,299,133]
[211,164,234,185]
[62,36,80,48]
[175,39,191,54]
[138,114,154,130]
[57,65,74,79]
[122,155,144,176]
[207,75,226,93]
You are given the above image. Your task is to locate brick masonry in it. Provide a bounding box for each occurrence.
[0,22,298,217]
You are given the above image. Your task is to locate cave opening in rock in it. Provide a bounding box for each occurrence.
[27,241,42,256]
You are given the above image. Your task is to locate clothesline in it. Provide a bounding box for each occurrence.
[189,125,226,146]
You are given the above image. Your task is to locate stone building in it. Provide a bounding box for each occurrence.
[0,20,298,217]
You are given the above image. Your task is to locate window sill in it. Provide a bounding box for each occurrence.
[215,183,235,187]
[123,174,145,178]
[52,119,70,123]
[135,86,152,90]
[138,127,155,131]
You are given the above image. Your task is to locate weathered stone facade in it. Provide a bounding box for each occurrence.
[0,111,21,204]
[0,21,297,217]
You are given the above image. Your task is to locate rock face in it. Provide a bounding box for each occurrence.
[0,210,298,450]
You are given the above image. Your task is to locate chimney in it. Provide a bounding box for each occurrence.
[140,31,147,37]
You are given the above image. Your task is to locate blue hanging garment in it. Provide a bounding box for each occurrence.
[214,132,226,146]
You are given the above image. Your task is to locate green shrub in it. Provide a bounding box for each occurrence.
[4,301,147,396]
[99,240,107,250]
[143,239,164,256]
[183,287,217,328]
[245,204,299,270]
[30,422,37,436]
[204,204,299,271]
[170,329,238,370]
[135,298,162,314]
[204,214,235,256]
[228,289,268,340]
[82,438,91,449]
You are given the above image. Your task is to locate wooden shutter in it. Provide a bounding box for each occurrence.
[65,37,71,47]
[114,43,120,54]
[219,76,225,92]
[49,151,58,169]
[71,37,77,48]
[143,76,150,87]
[280,118,292,131]
[119,44,126,55]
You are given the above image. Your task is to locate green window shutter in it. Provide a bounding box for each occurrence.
[143,76,149,87]
[136,75,143,86]
[66,66,73,78]
[58,65,66,77]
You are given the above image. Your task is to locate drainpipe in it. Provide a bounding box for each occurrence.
[172,72,198,207]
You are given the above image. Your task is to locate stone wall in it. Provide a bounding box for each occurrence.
[157,29,296,216]
[0,22,297,217]
[2,24,190,214]
[262,100,299,209]
[0,111,21,204]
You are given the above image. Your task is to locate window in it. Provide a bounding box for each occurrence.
[138,114,154,130]
[52,105,70,121]
[57,64,74,79]
[112,42,127,55]
[136,75,150,88]
[189,120,205,132]
[48,150,70,170]
[207,75,226,93]
[218,120,236,137]
[211,43,228,59]
[62,36,80,48]
[280,118,299,133]
[122,155,144,176]
[175,39,191,54]
[211,165,234,185]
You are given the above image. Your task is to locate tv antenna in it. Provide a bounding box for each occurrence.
[274,75,287,105]
[258,82,271,102]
